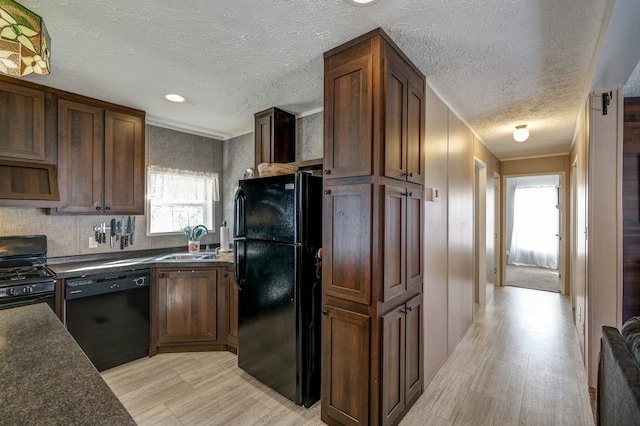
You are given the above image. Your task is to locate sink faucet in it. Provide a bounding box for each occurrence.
[190,225,208,241]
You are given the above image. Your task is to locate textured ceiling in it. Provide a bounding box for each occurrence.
[16,0,640,159]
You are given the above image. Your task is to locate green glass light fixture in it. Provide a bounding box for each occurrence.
[0,0,50,77]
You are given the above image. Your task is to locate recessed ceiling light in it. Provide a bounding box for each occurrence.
[165,93,186,103]
[346,0,379,6]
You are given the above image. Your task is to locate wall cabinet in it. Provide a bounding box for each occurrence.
[150,266,238,355]
[383,51,425,185]
[322,28,424,426]
[324,53,373,179]
[254,107,295,170]
[0,76,59,206]
[0,79,46,162]
[56,98,145,214]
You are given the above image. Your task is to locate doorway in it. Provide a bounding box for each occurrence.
[504,175,561,293]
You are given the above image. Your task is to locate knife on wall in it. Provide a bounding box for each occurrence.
[110,218,116,248]
[125,216,131,247]
[120,216,126,249]
[129,216,135,245]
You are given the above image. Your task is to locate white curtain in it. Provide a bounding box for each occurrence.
[508,186,558,269]
[147,165,219,202]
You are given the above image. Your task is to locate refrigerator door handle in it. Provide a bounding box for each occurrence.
[234,240,245,291]
[234,187,246,238]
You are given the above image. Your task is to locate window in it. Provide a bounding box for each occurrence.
[147,166,219,235]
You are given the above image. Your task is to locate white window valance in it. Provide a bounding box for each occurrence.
[147,165,219,202]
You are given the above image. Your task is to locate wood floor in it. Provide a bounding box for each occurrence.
[102,286,594,425]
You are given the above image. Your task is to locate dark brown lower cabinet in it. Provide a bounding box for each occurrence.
[151,266,238,355]
[321,305,371,426]
[157,269,218,346]
[224,267,238,352]
[382,294,423,426]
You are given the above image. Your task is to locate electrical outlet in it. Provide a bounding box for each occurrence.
[89,237,98,248]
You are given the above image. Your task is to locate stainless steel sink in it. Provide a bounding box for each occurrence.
[154,253,219,262]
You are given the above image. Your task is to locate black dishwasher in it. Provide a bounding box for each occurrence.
[65,270,150,371]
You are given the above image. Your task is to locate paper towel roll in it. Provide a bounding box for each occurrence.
[220,226,230,251]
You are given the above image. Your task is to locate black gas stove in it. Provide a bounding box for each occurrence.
[0,235,55,310]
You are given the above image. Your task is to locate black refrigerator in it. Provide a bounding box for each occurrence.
[233,172,322,408]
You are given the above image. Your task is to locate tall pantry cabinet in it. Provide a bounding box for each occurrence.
[321,28,425,426]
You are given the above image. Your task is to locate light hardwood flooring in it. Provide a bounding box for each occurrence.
[102,286,594,425]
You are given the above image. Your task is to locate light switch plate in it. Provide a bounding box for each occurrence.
[429,187,440,202]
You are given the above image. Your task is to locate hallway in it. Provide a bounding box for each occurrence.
[102,286,594,425]
[401,286,593,425]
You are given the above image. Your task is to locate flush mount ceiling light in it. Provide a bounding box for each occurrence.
[0,0,50,77]
[513,124,530,142]
[346,0,379,6]
[165,93,186,103]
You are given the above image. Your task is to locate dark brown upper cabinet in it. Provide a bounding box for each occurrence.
[56,98,145,214]
[383,49,425,185]
[254,107,295,170]
[323,29,425,184]
[0,78,46,162]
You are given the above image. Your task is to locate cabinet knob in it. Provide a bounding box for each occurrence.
[404,191,413,197]
[403,171,414,178]
[408,172,414,178]
[159,273,165,278]
[323,169,331,175]
[401,306,413,314]
[224,273,228,278]
[322,310,328,315]
[324,189,332,195]
[105,206,111,211]
[95,206,101,211]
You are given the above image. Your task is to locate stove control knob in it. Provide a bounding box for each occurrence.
[23,286,33,294]
[7,288,16,296]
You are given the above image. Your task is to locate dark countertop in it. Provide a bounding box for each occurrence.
[49,251,233,279]
[0,303,136,425]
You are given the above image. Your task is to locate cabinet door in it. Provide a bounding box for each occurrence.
[405,294,423,404]
[324,54,373,179]
[384,58,408,181]
[254,112,272,169]
[382,305,406,426]
[383,52,425,185]
[0,80,45,161]
[57,99,104,213]
[225,268,238,348]
[383,185,407,302]
[321,305,370,426]
[406,77,425,185]
[406,188,424,291]
[157,269,218,344]
[323,183,372,305]
[104,110,144,214]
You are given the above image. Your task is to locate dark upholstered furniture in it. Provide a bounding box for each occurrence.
[597,317,640,425]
